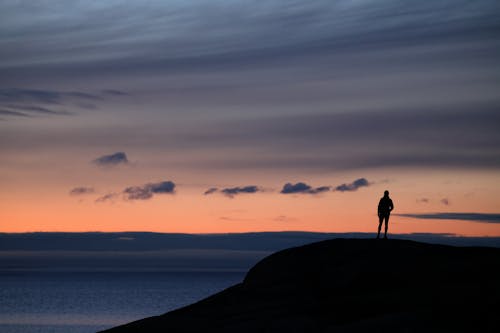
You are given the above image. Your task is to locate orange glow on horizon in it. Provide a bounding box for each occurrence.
[2,172,499,237]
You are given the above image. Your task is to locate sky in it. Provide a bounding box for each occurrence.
[1,0,499,235]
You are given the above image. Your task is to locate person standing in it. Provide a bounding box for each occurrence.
[377,190,394,239]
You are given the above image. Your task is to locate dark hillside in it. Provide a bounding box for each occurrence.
[100,239,500,332]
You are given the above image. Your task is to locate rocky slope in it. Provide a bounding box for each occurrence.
[100,239,500,332]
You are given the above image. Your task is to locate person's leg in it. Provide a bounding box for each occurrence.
[377,216,383,238]
[384,215,389,238]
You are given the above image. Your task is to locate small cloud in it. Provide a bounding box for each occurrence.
[124,186,153,200]
[93,152,129,167]
[441,198,450,206]
[124,181,176,200]
[95,193,119,203]
[205,186,261,197]
[221,185,260,198]
[69,187,95,196]
[280,182,330,195]
[96,181,176,203]
[416,198,430,203]
[204,187,218,195]
[274,215,299,222]
[148,181,176,193]
[334,178,370,192]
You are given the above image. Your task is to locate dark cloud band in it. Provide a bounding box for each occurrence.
[0,88,126,119]
[397,213,500,224]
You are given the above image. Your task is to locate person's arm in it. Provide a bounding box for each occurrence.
[389,199,394,212]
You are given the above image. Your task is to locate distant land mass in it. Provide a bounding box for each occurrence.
[2,231,500,251]
[100,238,500,332]
[1,232,499,273]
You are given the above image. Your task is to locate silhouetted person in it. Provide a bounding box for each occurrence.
[377,190,394,239]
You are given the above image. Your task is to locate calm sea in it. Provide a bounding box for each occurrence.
[0,271,245,333]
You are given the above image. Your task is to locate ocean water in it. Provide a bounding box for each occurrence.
[0,271,245,333]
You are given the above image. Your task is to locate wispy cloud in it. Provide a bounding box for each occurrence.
[0,88,88,104]
[204,187,218,195]
[416,198,430,204]
[280,182,330,195]
[4,104,72,115]
[95,193,119,203]
[92,152,129,167]
[0,109,32,117]
[69,187,95,196]
[158,106,500,172]
[397,213,500,224]
[273,215,299,222]
[2,1,498,81]
[0,88,126,119]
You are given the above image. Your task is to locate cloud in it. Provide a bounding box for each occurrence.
[148,181,176,193]
[0,88,81,104]
[280,179,369,195]
[1,1,498,176]
[204,185,261,197]
[334,178,370,192]
[4,104,72,116]
[441,198,450,206]
[96,180,176,202]
[69,187,95,196]
[0,109,32,117]
[92,152,129,167]
[274,215,299,222]
[123,181,176,200]
[416,198,430,203]
[204,187,218,195]
[280,182,330,195]
[95,193,119,203]
[2,1,498,84]
[144,105,499,173]
[0,88,126,119]
[124,186,153,200]
[221,186,260,198]
[397,213,500,224]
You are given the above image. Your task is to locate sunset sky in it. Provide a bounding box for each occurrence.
[1,0,499,235]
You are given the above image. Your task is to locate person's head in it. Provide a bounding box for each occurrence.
[384,190,389,197]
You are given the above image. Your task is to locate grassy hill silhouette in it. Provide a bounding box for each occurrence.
[99,239,500,332]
